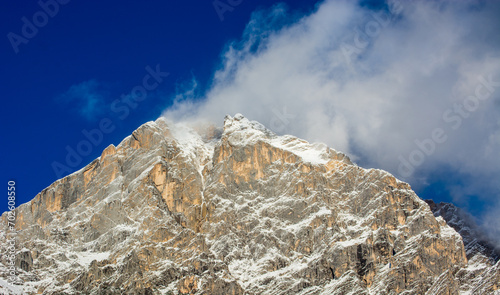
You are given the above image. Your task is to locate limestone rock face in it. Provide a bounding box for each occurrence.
[0,114,497,294]
[425,199,500,294]
[425,199,500,263]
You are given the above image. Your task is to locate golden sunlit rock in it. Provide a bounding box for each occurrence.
[0,114,497,294]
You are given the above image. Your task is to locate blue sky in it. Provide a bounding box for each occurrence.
[1,0,315,212]
[2,0,500,244]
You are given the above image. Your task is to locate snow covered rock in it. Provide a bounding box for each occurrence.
[0,114,496,294]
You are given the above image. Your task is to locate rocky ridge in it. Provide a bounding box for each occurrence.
[425,199,500,294]
[425,199,500,263]
[0,114,498,294]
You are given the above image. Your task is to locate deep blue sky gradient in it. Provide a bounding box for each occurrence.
[0,0,482,221]
[0,0,320,213]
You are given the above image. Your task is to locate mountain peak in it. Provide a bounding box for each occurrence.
[222,113,275,147]
[223,113,270,134]
[0,114,498,294]
[221,113,351,166]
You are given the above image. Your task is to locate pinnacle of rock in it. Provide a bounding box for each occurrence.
[0,114,498,294]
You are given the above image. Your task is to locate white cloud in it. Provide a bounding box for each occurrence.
[162,0,500,242]
[482,200,500,250]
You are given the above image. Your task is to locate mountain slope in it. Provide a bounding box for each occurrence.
[425,199,500,294]
[425,199,500,263]
[0,114,497,294]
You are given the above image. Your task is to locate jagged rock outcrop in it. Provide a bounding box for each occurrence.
[425,199,500,294]
[425,199,500,263]
[0,114,497,294]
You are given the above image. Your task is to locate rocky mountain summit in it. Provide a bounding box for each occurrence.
[425,199,500,263]
[0,114,499,294]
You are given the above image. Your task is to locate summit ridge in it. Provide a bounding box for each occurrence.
[0,114,498,294]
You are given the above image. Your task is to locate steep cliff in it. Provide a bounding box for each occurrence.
[425,200,500,294]
[0,114,497,294]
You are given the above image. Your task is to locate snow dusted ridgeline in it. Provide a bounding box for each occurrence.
[0,113,497,294]
[425,200,500,294]
[426,200,500,263]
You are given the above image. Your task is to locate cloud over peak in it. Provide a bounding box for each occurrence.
[162,0,500,244]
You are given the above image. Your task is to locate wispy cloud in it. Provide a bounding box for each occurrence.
[483,202,500,249]
[57,80,107,121]
[162,0,500,244]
